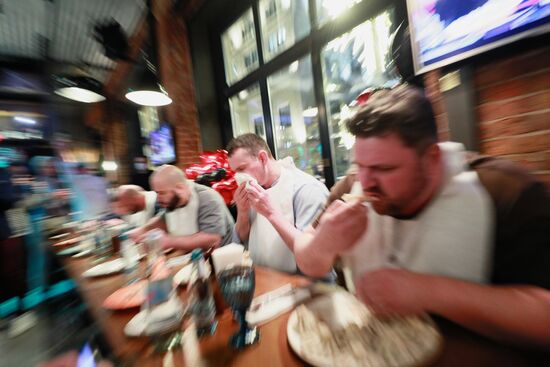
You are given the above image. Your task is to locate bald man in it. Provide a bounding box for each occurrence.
[112,185,158,228]
[129,165,234,251]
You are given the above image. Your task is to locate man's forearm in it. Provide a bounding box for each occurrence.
[168,232,222,252]
[140,215,164,233]
[294,229,337,277]
[267,211,301,251]
[235,213,251,243]
[427,277,550,346]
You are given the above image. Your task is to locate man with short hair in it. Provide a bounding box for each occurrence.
[227,133,328,273]
[112,185,157,228]
[294,85,550,345]
[129,165,234,251]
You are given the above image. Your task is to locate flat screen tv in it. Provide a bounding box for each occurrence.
[149,123,176,165]
[406,0,550,74]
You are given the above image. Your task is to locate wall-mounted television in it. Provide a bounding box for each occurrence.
[149,123,176,166]
[407,0,550,74]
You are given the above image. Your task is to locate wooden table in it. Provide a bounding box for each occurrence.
[57,251,549,367]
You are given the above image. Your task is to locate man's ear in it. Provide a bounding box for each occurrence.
[174,182,189,197]
[258,150,269,165]
[423,143,441,175]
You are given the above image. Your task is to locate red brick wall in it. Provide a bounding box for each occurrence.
[424,45,550,186]
[474,46,550,186]
[154,0,202,169]
[85,0,204,181]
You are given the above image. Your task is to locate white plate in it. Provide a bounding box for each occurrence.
[287,292,442,367]
[124,297,184,337]
[49,232,70,241]
[166,254,191,268]
[82,259,126,278]
[73,249,93,258]
[172,262,211,286]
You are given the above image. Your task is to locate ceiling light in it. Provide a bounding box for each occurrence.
[13,116,37,125]
[125,0,172,107]
[102,161,118,171]
[125,67,172,106]
[54,75,106,103]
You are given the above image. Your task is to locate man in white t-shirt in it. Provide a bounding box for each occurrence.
[294,85,550,345]
[112,185,157,228]
[227,134,328,274]
[129,165,234,251]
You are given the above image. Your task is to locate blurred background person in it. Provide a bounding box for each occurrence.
[111,184,158,228]
[71,163,110,221]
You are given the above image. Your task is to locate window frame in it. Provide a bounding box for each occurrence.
[212,0,406,187]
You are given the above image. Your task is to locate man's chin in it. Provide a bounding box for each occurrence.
[371,200,399,217]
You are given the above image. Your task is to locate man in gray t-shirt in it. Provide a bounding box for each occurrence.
[129,165,234,251]
[194,183,234,247]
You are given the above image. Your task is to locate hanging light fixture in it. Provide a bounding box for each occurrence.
[125,57,172,106]
[125,0,172,107]
[54,75,106,103]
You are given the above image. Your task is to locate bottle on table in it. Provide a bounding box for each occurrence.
[188,249,217,337]
[94,221,111,261]
[120,232,139,283]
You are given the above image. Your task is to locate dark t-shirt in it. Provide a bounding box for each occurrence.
[469,156,550,289]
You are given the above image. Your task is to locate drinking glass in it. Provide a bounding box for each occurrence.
[218,265,259,348]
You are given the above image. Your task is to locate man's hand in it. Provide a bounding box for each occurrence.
[316,200,368,254]
[356,268,431,318]
[246,181,276,219]
[128,227,146,242]
[154,230,173,250]
[233,183,250,213]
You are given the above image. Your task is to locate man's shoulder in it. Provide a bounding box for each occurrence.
[195,183,225,206]
[288,168,328,193]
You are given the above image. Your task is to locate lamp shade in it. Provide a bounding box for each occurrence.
[125,66,172,107]
[54,75,106,103]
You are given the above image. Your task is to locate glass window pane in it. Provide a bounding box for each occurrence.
[267,57,325,182]
[321,10,400,179]
[316,0,363,27]
[229,84,266,140]
[221,9,259,85]
[258,0,311,62]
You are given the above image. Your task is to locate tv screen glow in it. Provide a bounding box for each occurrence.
[407,0,550,74]
[149,123,176,165]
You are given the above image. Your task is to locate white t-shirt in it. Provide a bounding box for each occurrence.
[342,143,494,283]
[124,191,157,228]
[165,183,200,236]
[247,158,329,273]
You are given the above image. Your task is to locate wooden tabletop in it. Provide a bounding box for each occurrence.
[56,247,549,367]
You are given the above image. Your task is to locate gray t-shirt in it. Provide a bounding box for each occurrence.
[195,184,235,246]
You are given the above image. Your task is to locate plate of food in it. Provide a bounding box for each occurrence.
[172,261,211,286]
[49,232,70,241]
[52,236,83,247]
[82,258,126,278]
[103,280,147,310]
[287,291,442,367]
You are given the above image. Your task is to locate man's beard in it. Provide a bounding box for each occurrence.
[166,191,180,212]
[368,166,428,219]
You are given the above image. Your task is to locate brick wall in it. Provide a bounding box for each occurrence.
[424,45,550,186]
[154,0,202,169]
[85,0,204,183]
[474,46,550,185]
